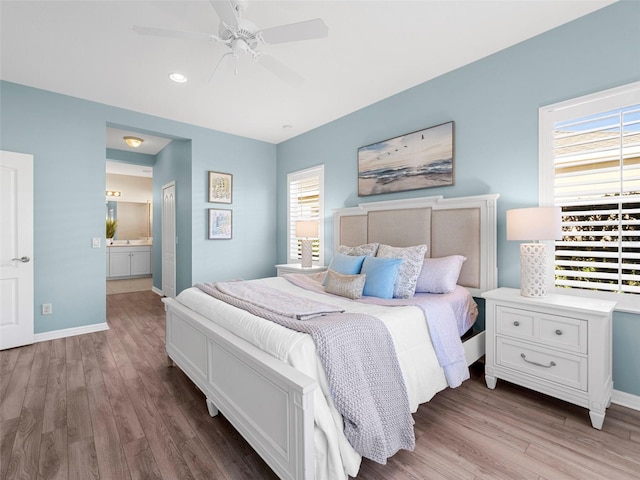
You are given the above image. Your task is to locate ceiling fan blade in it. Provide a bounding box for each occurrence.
[256,54,304,86]
[133,25,218,43]
[209,0,238,27]
[258,18,328,45]
[210,52,236,82]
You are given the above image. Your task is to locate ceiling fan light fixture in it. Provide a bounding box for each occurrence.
[123,136,144,148]
[169,72,187,83]
[134,0,328,86]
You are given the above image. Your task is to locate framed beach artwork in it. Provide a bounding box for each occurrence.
[208,208,232,239]
[208,171,232,204]
[357,121,454,196]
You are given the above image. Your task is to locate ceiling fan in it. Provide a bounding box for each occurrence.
[134,0,328,86]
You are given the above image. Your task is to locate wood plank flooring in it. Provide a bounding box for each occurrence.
[1,290,639,479]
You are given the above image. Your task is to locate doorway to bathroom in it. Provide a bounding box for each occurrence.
[105,127,171,295]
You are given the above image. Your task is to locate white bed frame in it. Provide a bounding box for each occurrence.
[163,193,499,480]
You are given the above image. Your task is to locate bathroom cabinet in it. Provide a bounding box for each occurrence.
[107,245,152,278]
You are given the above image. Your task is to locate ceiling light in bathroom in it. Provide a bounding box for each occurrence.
[123,136,144,148]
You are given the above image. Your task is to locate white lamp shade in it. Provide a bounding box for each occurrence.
[296,220,318,238]
[506,207,562,241]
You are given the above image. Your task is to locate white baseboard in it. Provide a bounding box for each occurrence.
[34,322,109,343]
[612,389,640,411]
[152,286,163,296]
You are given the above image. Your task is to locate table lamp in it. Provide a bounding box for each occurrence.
[296,220,318,268]
[507,206,562,297]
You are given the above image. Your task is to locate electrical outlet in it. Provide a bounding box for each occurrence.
[92,237,101,248]
[42,303,52,315]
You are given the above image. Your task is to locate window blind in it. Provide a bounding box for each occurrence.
[287,166,324,264]
[553,104,640,293]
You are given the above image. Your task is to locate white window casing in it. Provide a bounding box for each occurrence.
[540,81,640,312]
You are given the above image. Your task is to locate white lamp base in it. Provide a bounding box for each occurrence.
[520,243,548,297]
[300,239,313,268]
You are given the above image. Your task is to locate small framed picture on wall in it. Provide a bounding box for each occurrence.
[208,171,232,204]
[208,208,232,240]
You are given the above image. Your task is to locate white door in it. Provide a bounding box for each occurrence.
[0,151,34,350]
[162,182,176,298]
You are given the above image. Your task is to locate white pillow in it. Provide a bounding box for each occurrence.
[376,244,427,299]
[415,255,467,294]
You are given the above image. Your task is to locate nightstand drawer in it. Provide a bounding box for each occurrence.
[496,306,587,354]
[496,337,587,391]
[496,307,535,340]
[540,315,587,354]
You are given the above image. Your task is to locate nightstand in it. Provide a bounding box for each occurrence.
[275,264,327,277]
[482,288,616,429]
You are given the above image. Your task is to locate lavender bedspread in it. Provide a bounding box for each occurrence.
[196,280,415,464]
[286,273,473,388]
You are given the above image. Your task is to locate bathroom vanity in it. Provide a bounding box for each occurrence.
[106,241,152,279]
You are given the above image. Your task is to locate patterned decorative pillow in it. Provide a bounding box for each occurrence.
[376,244,428,299]
[337,243,379,257]
[324,270,366,299]
[415,255,467,294]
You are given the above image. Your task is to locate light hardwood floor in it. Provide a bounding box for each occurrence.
[1,290,639,479]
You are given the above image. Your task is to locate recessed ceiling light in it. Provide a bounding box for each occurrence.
[282,124,293,129]
[169,72,187,83]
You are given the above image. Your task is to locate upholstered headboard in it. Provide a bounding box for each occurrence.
[333,194,499,296]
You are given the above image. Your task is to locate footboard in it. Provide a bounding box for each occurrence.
[162,298,318,480]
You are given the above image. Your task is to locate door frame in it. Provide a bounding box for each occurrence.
[161,181,176,298]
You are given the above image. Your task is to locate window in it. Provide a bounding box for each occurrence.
[287,165,324,265]
[540,82,640,309]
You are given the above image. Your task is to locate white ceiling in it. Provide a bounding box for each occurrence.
[1,1,615,144]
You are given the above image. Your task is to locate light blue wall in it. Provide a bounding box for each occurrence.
[190,127,278,284]
[0,81,277,335]
[277,1,640,396]
[106,148,156,166]
[152,139,193,293]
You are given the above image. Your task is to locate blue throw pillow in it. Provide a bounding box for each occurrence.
[361,256,403,299]
[323,252,366,285]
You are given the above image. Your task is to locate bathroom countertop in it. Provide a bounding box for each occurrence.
[107,242,153,247]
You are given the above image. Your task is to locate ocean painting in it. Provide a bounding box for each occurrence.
[358,121,454,196]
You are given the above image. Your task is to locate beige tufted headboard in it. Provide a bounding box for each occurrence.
[333,194,499,296]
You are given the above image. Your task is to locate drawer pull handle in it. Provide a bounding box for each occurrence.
[520,353,556,368]
[555,329,563,336]
[513,321,520,327]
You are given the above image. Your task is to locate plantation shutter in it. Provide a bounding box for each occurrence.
[287,166,324,264]
[553,104,640,293]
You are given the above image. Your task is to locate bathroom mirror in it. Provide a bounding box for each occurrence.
[106,201,152,241]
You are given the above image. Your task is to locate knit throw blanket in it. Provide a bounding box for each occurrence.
[196,280,415,464]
